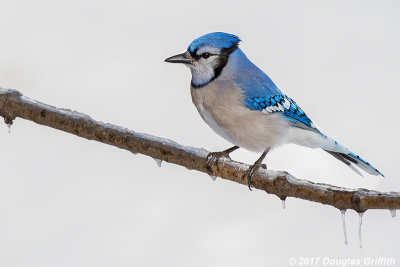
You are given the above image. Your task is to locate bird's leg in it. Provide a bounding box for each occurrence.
[242,147,271,190]
[207,146,239,171]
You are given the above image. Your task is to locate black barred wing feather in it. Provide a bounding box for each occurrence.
[245,94,317,131]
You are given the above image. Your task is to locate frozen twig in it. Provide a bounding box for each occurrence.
[0,88,398,212]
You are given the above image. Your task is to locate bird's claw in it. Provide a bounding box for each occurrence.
[206,151,230,172]
[242,163,267,190]
[206,146,239,172]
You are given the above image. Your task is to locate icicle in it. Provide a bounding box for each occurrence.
[154,159,162,168]
[209,175,217,181]
[4,118,13,133]
[340,210,348,245]
[390,209,396,218]
[279,196,287,210]
[358,212,364,248]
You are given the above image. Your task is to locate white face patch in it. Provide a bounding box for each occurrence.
[188,47,221,87]
[190,64,215,86]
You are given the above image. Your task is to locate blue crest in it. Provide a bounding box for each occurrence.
[188,32,241,53]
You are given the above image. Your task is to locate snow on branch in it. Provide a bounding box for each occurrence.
[0,87,398,212]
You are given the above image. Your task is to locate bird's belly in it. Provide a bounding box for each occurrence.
[197,103,289,152]
[197,105,236,144]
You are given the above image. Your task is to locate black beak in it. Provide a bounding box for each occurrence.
[165,53,192,64]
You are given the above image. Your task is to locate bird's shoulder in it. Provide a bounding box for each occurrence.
[230,64,282,98]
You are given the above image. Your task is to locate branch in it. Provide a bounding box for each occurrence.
[0,87,398,212]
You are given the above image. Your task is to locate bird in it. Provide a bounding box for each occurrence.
[165,32,383,188]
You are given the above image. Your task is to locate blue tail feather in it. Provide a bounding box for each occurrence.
[347,152,384,177]
[325,150,384,177]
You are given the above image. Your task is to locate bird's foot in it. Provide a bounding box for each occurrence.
[207,151,230,171]
[206,146,239,172]
[241,148,271,190]
[242,162,267,190]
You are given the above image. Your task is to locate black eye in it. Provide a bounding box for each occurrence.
[201,52,211,59]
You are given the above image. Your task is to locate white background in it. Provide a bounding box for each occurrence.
[0,1,399,266]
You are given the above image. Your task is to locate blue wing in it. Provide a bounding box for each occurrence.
[245,94,319,132]
[232,65,317,132]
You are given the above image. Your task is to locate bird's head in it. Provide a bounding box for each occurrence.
[165,32,241,88]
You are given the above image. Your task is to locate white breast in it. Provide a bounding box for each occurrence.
[197,104,235,144]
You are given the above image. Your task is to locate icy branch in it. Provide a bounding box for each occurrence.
[0,88,398,212]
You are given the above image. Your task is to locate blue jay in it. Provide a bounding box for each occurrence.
[165,32,383,188]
